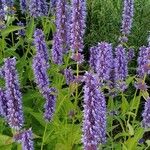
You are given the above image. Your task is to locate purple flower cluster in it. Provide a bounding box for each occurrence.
[20,0,28,13]
[114,44,128,91]
[52,0,68,65]
[64,68,75,85]
[0,0,5,18]
[0,88,7,117]
[14,129,34,150]
[90,42,113,82]
[82,72,106,149]
[121,0,134,38]
[89,46,98,72]
[44,88,56,121]
[4,58,24,130]
[142,98,150,128]
[17,21,25,36]
[29,0,48,18]
[0,0,5,29]
[2,0,15,15]
[52,33,63,64]
[135,81,148,91]
[137,46,150,78]
[70,0,86,53]
[127,48,135,61]
[33,29,56,121]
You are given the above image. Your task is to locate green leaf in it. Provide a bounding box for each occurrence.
[1,26,25,37]
[146,140,150,146]
[127,122,134,136]
[0,145,12,150]
[121,96,129,114]
[126,76,135,85]
[26,18,35,39]
[114,132,129,140]
[0,134,13,146]
[30,112,46,127]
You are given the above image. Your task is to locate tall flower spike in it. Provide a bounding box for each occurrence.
[142,98,150,128]
[32,55,50,94]
[29,0,48,18]
[34,29,49,68]
[20,0,28,13]
[96,42,113,82]
[70,0,86,53]
[89,46,99,72]
[137,46,150,78]
[4,58,24,130]
[52,0,68,64]
[14,129,34,150]
[44,88,56,121]
[51,33,63,65]
[64,68,75,85]
[82,72,106,149]
[0,88,7,118]
[121,0,134,37]
[21,129,34,150]
[114,44,128,91]
[33,29,56,122]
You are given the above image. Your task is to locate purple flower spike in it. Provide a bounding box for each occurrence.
[137,46,150,78]
[82,72,106,149]
[44,88,57,121]
[0,88,7,117]
[114,44,128,91]
[51,33,63,65]
[96,42,113,81]
[127,48,135,61]
[32,55,50,94]
[33,29,56,122]
[52,0,69,64]
[89,46,99,72]
[64,68,74,85]
[90,42,113,83]
[70,0,86,53]
[4,58,24,130]
[14,129,34,150]
[21,129,34,150]
[142,98,150,128]
[20,0,28,13]
[29,0,48,18]
[34,29,49,68]
[55,0,68,52]
[121,0,134,36]
[33,29,50,94]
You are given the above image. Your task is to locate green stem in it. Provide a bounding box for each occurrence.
[128,89,137,122]
[41,123,48,150]
[75,62,79,111]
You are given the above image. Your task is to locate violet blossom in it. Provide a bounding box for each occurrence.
[82,72,106,149]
